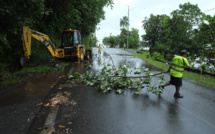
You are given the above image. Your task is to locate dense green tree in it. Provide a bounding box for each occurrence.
[170,3,205,55]
[103,35,120,47]
[42,0,113,36]
[103,15,139,49]
[171,2,205,26]
[129,28,139,48]
[164,15,190,56]
[119,28,128,48]
[0,0,45,66]
[142,3,206,58]
[196,15,215,47]
[194,15,215,63]
[103,27,139,49]
[142,14,169,54]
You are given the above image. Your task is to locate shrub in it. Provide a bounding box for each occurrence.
[152,52,164,60]
[145,51,150,59]
[201,64,206,71]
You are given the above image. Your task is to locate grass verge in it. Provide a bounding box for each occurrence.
[133,52,215,88]
[15,65,55,75]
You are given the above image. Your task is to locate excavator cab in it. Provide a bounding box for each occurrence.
[60,29,85,59]
[60,29,82,48]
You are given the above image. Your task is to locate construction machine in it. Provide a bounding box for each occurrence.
[20,26,92,67]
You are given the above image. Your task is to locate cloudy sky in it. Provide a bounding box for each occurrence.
[96,0,215,44]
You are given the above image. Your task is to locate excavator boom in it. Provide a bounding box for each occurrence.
[21,26,64,66]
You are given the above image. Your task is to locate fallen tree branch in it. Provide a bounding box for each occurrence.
[108,71,166,78]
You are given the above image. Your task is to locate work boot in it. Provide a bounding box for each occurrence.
[174,93,183,98]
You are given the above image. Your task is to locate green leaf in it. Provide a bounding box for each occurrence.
[116,89,123,94]
[134,71,141,74]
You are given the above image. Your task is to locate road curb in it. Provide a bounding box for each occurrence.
[27,67,75,133]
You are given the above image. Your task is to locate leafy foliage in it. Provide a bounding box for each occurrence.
[142,14,170,54]
[152,52,164,60]
[103,35,120,47]
[129,28,140,48]
[194,15,215,59]
[120,16,129,28]
[67,56,165,95]
[141,2,213,59]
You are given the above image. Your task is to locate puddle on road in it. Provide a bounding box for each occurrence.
[0,64,74,107]
[92,49,164,75]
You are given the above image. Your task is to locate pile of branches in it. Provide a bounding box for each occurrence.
[67,56,165,95]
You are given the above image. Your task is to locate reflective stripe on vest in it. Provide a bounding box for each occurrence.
[172,64,184,69]
[171,67,184,72]
[171,56,184,73]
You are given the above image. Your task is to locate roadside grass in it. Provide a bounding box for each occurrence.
[133,52,215,88]
[133,52,169,70]
[14,65,55,75]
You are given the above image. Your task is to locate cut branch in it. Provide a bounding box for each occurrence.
[108,71,166,78]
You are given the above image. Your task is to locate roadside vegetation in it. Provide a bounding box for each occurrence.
[0,62,66,87]
[133,51,215,87]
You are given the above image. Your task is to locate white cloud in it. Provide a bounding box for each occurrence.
[115,0,133,5]
[131,20,142,30]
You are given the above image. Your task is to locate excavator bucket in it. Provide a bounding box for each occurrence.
[20,56,28,67]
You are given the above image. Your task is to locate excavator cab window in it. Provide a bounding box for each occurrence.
[74,32,79,46]
[78,32,82,46]
[61,31,82,48]
[73,31,82,47]
[61,31,73,48]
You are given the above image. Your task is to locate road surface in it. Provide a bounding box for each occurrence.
[1,48,215,134]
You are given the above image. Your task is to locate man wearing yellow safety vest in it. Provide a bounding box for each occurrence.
[98,44,102,56]
[160,50,190,98]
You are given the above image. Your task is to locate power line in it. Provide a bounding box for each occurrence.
[204,7,215,13]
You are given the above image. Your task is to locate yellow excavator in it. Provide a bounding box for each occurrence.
[20,26,92,67]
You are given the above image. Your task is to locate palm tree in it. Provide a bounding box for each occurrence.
[120,16,129,28]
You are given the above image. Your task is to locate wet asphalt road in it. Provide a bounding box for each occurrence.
[1,48,215,134]
[37,48,215,134]
[65,48,215,134]
[0,64,72,133]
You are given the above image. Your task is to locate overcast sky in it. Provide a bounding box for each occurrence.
[95,0,215,45]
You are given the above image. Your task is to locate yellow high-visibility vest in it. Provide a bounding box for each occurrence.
[98,46,102,51]
[170,56,189,78]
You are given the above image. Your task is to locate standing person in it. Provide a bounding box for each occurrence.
[124,43,126,50]
[98,44,102,56]
[160,50,190,98]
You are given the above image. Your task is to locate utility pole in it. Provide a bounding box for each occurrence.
[94,29,96,47]
[127,6,129,49]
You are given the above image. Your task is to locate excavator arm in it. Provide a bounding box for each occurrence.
[21,26,64,66]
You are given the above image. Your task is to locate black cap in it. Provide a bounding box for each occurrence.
[181,49,189,55]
